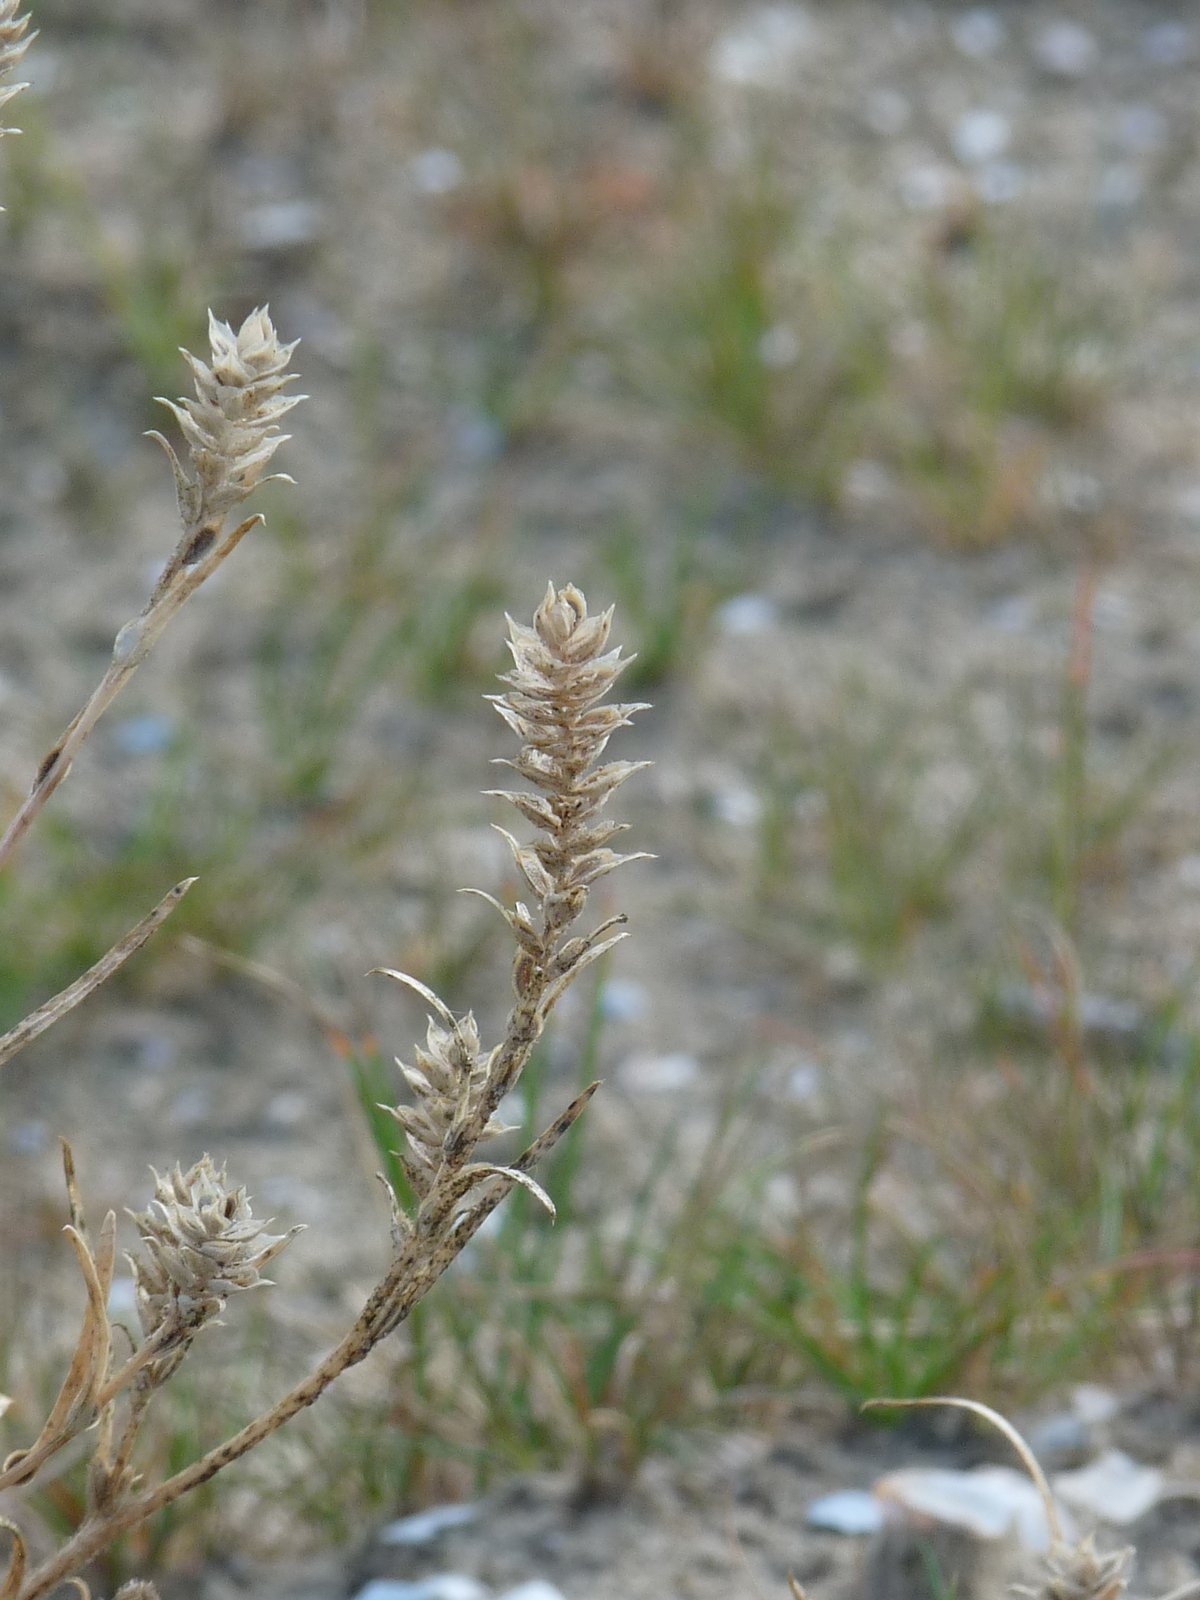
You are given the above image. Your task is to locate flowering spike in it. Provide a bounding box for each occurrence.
[152,307,304,541]
[126,1157,300,1369]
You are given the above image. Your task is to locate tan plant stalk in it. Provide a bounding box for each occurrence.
[0,308,303,874]
[4,584,647,1600]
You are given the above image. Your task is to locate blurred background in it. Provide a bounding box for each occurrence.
[5,1,1200,1594]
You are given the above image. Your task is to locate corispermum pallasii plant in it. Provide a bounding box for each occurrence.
[0,579,645,1600]
[1,17,649,1593]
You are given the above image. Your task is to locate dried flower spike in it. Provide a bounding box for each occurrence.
[377,583,650,1254]
[0,310,303,872]
[0,0,33,140]
[149,307,304,541]
[127,1157,299,1354]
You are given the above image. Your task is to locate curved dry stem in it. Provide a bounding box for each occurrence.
[0,880,195,1071]
[862,1395,1063,1544]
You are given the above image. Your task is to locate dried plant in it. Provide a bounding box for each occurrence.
[0,579,645,1600]
[1,14,647,1598]
[0,0,32,153]
[0,304,303,876]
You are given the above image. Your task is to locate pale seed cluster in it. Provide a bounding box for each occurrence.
[0,0,32,141]
[127,1157,299,1346]
[489,581,649,1010]
[381,584,649,1245]
[150,308,303,538]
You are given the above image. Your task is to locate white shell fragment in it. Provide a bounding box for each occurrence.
[1053,1450,1164,1527]
[710,4,816,87]
[875,1465,1070,1552]
[806,1489,886,1536]
[1032,20,1098,79]
[498,1585,568,1600]
[354,1579,488,1600]
[379,1504,478,1546]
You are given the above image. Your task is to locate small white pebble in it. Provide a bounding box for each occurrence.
[758,322,800,369]
[862,88,910,136]
[710,4,816,87]
[807,1490,885,1536]
[951,9,1006,58]
[1032,19,1098,79]
[976,160,1025,204]
[598,978,648,1022]
[379,1504,477,1545]
[952,109,1010,165]
[410,148,464,195]
[354,1578,488,1600]
[1143,21,1193,66]
[716,593,779,636]
[619,1051,700,1092]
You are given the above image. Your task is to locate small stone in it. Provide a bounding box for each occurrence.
[951,10,1006,58]
[986,594,1037,634]
[1026,1411,1092,1467]
[379,1504,477,1545]
[598,978,648,1022]
[899,162,960,212]
[711,781,763,828]
[450,410,506,466]
[1032,20,1099,79]
[170,1087,211,1128]
[716,593,779,636]
[410,149,464,195]
[786,1060,821,1101]
[863,88,910,136]
[1116,105,1167,154]
[710,4,816,88]
[823,943,866,996]
[758,322,800,368]
[110,713,175,758]
[844,458,896,506]
[1143,21,1193,66]
[1071,1385,1119,1426]
[876,1465,1066,1552]
[8,1119,50,1155]
[806,1489,885,1536]
[952,109,1010,165]
[497,1586,567,1600]
[619,1051,700,1092]
[354,1579,488,1600]
[1053,1450,1163,1526]
[238,199,323,251]
[977,160,1025,204]
[264,1091,309,1130]
[1096,164,1143,209]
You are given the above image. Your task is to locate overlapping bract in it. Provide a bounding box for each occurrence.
[387,1007,507,1200]
[488,582,650,998]
[382,584,648,1240]
[127,1157,298,1342]
[0,0,32,140]
[150,308,303,531]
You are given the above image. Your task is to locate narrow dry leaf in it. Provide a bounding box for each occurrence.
[0,881,195,1072]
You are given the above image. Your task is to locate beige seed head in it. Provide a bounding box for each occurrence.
[150,307,304,532]
[127,1156,299,1343]
[0,0,33,141]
